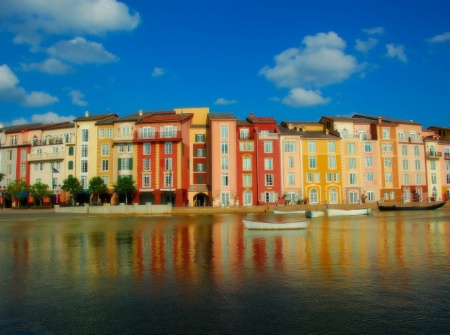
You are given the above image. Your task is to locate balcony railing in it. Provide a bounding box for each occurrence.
[134,130,182,142]
[28,152,65,162]
[257,133,278,140]
[398,137,423,144]
[426,151,442,159]
[444,152,450,160]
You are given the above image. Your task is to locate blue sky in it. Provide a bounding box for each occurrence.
[0,0,449,128]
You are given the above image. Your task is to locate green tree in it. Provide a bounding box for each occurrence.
[113,176,136,205]
[89,176,108,205]
[61,176,83,206]
[29,182,52,207]
[7,179,29,207]
[0,172,5,182]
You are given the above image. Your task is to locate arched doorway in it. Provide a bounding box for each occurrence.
[139,192,154,204]
[193,193,209,206]
[161,191,175,205]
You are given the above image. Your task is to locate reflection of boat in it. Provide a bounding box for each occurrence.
[273,209,306,214]
[377,201,447,211]
[305,210,325,218]
[327,208,372,217]
[242,219,309,230]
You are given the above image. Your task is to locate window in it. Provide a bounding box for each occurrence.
[106,129,112,138]
[403,173,409,185]
[7,150,13,160]
[164,158,172,170]
[220,125,229,138]
[143,174,150,187]
[240,129,249,140]
[222,173,229,186]
[334,173,340,182]
[221,192,230,206]
[101,160,109,171]
[195,134,206,142]
[221,142,229,154]
[348,143,356,154]
[415,160,421,170]
[349,191,359,203]
[165,173,173,187]
[364,142,372,152]
[366,191,374,201]
[165,142,173,154]
[141,127,155,139]
[349,173,357,185]
[243,174,252,187]
[287,173,295,185]
[385,172,392,182]
[68,161,74,170]
[81,144,88,157]
[314,173,320,182]
[284,157,293,169]
[243,157,252,170]
[382,128,390,139]
[308,141,316,153]
[402,160,408,170]
[81,160,88,173]
[264,158,273,170]
[20,163,26,175]
[10,135,18,145]
[101,176,109,186]
[99,129,105,138]
[402,145,408,156]
[430,160,436,171]
[143,143,151,155]
[118,144,125,153]
[21,149,27,161]
[101,144,109,156]
[414,146,420,156]
[310,189,318,204]
[328,141,336,153]
[416,174,422,184]
[6,164,12,174]
[365,157,373,167]
[328,156,336,169]
[81,176,87,189]
[384,158,392,168]
[119,158,132,170]
[143,158,150,171]
[447,174,450,184]
[359,131,367,140]
[264,141,273,153]
[68,147,74,156]
[221,157,229,170]
[348,158,356,169]
[431,173,437,184]
[326,173,332,182]
[329,189,338,204]
[196,148,205,157]
[306,173,313,182]
[81,129,89,142]
[284,141,296,152]
[197,164,204,172]
[366,172,374,182]
[398,131,405,140]
[265,174,274,186]
[309,156,317,169]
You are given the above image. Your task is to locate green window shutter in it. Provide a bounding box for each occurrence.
[118,158,122,171]
[129,158,133,169]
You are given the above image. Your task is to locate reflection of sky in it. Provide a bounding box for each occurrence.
[1,212,449,291]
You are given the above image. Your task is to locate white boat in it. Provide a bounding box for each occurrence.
[242,219,309,230]
[326,208,372,217]
[305,210,325,218]
[273,209,306,214]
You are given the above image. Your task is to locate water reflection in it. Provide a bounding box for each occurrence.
[1,211,449,333]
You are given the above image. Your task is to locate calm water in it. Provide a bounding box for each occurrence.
[0,209,449,334]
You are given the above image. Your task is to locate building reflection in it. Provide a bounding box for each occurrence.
[1,214,449,290]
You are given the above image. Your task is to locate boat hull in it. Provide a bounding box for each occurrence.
[242,219,309,230]
[377,201,447,211]
[273,209,306,214]
[305,210,325,218]
[327,208,372,217]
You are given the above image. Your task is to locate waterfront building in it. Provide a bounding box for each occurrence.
[208,113,238,207]
[74,112,118,203]
[174,107,210,207]
[96,115,118,196]
[133,109,193,206]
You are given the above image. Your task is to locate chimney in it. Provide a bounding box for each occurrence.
[377,117,382,124]
[85,111,90,117]
[139,110,143,116]
[325,129,329,135]
[249,112,254,119]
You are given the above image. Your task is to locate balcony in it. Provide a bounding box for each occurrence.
[257,132,278,140]
[426,151,441,159]
[133,130,182,142]
[444,152,450,160]
[398,137,423,144]
[113,134,134,143]
[28,152,65,162]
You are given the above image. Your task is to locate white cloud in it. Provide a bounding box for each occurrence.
[260,32,359,89]
[152,67,165,77]
[1,0,140,47]
[11,112,76,125]
[428,32,450,43]
[0,64,59,106]
[282,88,330,107]
[355,37,378,53]
[68,89,88,106]
[21,58,73,75]
[386,43,408,63]
[362,27,385,35]
[214,98,238,105]
[23,91,59,107]
[47,37,119,64]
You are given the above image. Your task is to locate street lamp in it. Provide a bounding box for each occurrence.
[54,184,61,205]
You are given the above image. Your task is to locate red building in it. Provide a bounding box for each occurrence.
[134,111,193,206]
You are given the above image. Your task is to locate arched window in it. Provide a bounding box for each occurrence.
[310,189,318,204]
[329,189,338,204]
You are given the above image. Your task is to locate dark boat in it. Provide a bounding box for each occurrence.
[377,200,447,211]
